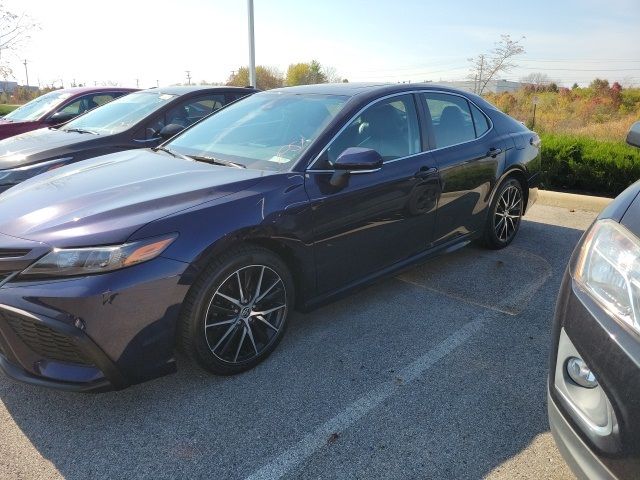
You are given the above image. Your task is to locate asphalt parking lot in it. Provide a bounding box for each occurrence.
[0,203,599,480]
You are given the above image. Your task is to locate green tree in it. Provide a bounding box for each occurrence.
[226,66,283,90]
[286,60,329,86]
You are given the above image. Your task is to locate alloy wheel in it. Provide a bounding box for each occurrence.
[493,184,522,243]
[204,265,287,364]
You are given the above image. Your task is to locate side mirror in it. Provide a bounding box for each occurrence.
[158,123,184,140]
[627,121,640,149]
[47,111,77,124]
[334,147,383,171]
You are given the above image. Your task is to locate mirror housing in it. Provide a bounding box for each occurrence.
[627,121,640,149]
[334,147,383,171]
[158,123,185,140]
[47,111,77,124]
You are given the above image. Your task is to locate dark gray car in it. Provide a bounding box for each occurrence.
[0,86,257,193]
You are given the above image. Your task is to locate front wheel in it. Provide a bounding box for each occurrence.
[481,178,524,249]
[179,246,293,375]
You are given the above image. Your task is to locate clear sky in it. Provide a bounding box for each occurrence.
[5,0,640,89]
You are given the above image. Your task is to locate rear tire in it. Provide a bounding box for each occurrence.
[480,177,524,249]
[178,245,294,375]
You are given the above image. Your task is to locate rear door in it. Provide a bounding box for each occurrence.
[305,93,441,294]
[420,92,506,245]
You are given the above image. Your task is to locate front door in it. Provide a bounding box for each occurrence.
[305,94,440,295]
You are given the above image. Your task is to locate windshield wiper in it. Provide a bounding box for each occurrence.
[153,146,183,158]
[188,155,246,169]
[64,128,98,135]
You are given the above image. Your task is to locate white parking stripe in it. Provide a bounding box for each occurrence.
[244,316,489,480]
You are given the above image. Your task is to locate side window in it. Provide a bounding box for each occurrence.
[57,98,84,115]
[470,103,490,137]
[143,95,227,139]
[91,94,116,108]
[422,93,475,149]
[316,94,420,169]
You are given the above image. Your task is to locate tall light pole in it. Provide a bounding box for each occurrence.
[23,59,29,88]
[247,0,256,88]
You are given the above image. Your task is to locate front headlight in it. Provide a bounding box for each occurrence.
[575,219,640,334]
[0,157,72,185]
[21,234,177,278]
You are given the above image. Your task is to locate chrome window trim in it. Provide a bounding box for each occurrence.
[306,89,494,172]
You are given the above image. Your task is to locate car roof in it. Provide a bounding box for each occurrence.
[52,86,137,95]
[148,85,258,96]
[267,82,478,98]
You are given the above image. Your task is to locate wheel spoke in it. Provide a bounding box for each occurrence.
[253,266,265,302]
[255,314,279,332]
[236,271,246,304]
[245,321,259,354]
[255,278,281,304]
[216,291,242,307]
[253,304,286,316]
[206,318,237,328]
[212,322,238,351]
[234,327,247,362]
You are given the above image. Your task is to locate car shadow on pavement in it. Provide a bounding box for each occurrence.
[0,217,586,480]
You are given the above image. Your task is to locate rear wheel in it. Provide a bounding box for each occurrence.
[481,177,524,249]
[179,246,293,375]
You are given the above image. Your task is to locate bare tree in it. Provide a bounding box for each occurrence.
[520,72,552,88]
[0,3,38,78]
[468,34,525,94]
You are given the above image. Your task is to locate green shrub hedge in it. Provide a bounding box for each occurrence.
[541,133,640,197]
[0,104,18,116]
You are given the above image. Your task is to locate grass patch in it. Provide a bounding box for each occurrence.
[541,133,640,197]
[0,104,18,116]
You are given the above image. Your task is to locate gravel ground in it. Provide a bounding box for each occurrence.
[0,203,596,480]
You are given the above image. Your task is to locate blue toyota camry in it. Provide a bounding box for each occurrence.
[0,83,541,391]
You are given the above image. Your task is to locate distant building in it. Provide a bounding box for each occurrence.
[0,81,18,93]
[437,79,523,94]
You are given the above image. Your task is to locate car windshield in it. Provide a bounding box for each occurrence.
[167,92,348,171]
[60,91,177,135]
[4,90,73,122]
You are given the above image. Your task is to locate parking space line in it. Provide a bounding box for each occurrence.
[244,316,489,480]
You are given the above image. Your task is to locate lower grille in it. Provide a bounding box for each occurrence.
[1,311,93,366]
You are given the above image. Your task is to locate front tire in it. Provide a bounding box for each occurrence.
[179,245,293,375]
[481,177,524,249]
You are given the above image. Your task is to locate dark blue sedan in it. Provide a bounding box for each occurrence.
[0,83,541,391]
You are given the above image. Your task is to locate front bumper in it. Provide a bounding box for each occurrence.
[548,270,640,479]
[0,256,190,391]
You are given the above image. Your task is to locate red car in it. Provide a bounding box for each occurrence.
[0,87,135,140]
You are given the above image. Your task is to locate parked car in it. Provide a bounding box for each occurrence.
[0,87,135,140]
[548,121,640,479]
[0,86,257,193]
[0,83,541,391]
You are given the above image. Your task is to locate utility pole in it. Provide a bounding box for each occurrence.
[135,78,139,88]
[247,0,256,88]
[23,59,29,87]
[185,70,192,85]
[478,54,485,94]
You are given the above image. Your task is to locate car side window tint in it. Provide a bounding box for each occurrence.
[316,94,420,169]
[91,94,116,108]
[422,93,475,149]
[143,95,228,139]
[57,98,83,115]
[470,103,490,137]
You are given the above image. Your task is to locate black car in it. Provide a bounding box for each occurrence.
[548,122,640,479]
[0,86,257,193]
[0,83,541,391]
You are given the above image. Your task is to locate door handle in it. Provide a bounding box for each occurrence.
[415,166,437,178]
[487,147,503,158]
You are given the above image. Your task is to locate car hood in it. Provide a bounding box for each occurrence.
[0,148,269,247]
[0,127,97,169]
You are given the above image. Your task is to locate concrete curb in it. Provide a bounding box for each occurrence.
[537,190,613,212]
